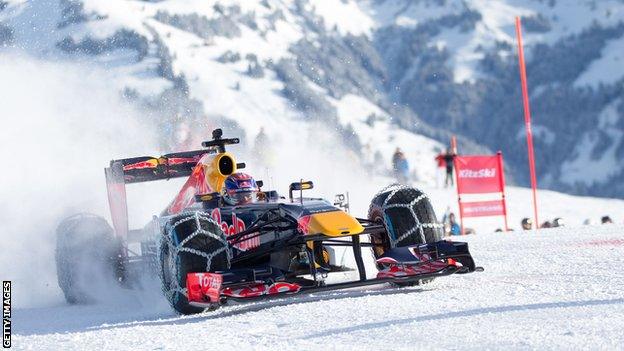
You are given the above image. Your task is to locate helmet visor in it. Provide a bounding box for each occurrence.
[226,190,258,205]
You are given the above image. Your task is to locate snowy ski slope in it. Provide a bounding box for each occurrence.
[12,224,624,350]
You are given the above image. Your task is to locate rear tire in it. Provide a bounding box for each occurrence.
[368,185,443,286]
[159,211,231,315]
[55,214,124,304]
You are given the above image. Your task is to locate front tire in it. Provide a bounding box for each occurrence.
[368,185,443,285]
[159,212,231,315]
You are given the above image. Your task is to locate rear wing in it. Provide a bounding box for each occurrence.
[105,149,211,239]
[105,129,241,239]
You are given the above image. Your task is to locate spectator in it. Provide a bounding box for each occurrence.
[553,217,565,227]
[601,215,613,224]
[443,148,456,188]
[540,221,552,228]
[521,217,533,230]
[447,213,461,236]
[583,218,593,225]
[392,148,409,184]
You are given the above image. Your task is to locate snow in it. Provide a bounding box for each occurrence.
[515,124,555,145]
[362,0,624,83]
[361,0,466,29]
[205,19,302,62]
[308,0,375,36]
[2,0,65,54]
[0,50,161,310]
[426,185,624,233]
[430,26,485,84]
[575,35,624,88]
[495,0,624,46]
[560,101,623,186]
[332,94,444,185]
[11,223,624,350]
[77,0,152,40]
[167,0,304,62]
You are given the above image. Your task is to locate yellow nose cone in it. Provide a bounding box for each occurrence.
[307,211,364,236]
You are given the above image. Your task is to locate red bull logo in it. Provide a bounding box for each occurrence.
[167,163,211,215]
[210,208,259,250]
[123,159,158,171]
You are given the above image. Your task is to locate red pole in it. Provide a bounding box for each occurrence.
[453,157,465,235]
[452,139,463,234]
[451,135,457,154]
[515,17,539,228]
[497,151,509,232]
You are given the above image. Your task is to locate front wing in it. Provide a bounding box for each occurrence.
[186,240,482,308]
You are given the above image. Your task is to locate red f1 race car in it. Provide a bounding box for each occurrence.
[55,129,481,314]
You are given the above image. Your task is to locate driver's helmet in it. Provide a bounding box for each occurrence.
[222,173,258,205]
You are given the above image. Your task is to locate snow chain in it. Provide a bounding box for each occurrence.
[369,184,444,248]
[158,211,231,300]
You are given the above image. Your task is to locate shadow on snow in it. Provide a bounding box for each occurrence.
[305,298,624,338]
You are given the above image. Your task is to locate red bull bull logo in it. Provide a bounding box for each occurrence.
[123,159,158,171]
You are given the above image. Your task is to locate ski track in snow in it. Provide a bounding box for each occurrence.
[12,224,624,350]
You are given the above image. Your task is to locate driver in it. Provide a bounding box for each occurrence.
[222,172,259,206]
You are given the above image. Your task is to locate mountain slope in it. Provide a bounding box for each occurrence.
[1,0,623,197]
[363,0,624,196]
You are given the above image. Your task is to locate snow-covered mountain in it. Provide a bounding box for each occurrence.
[367,0,624,198]
[1,0,624,197]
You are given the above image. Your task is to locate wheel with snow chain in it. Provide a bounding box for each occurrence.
[56,213,125,304]
[368,185,444,286]
[159,212,231,315]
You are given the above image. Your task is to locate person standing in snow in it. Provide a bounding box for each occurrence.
[392,148,409,184]
[447,213,461,236]
[443,148,456,188]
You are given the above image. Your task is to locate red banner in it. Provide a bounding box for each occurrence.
[454,152,509,232]
[454,155,503,194]
[460,200,506,218]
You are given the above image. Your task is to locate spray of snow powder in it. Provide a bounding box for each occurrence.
[0,49,383,309]
[0,50,160,308]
